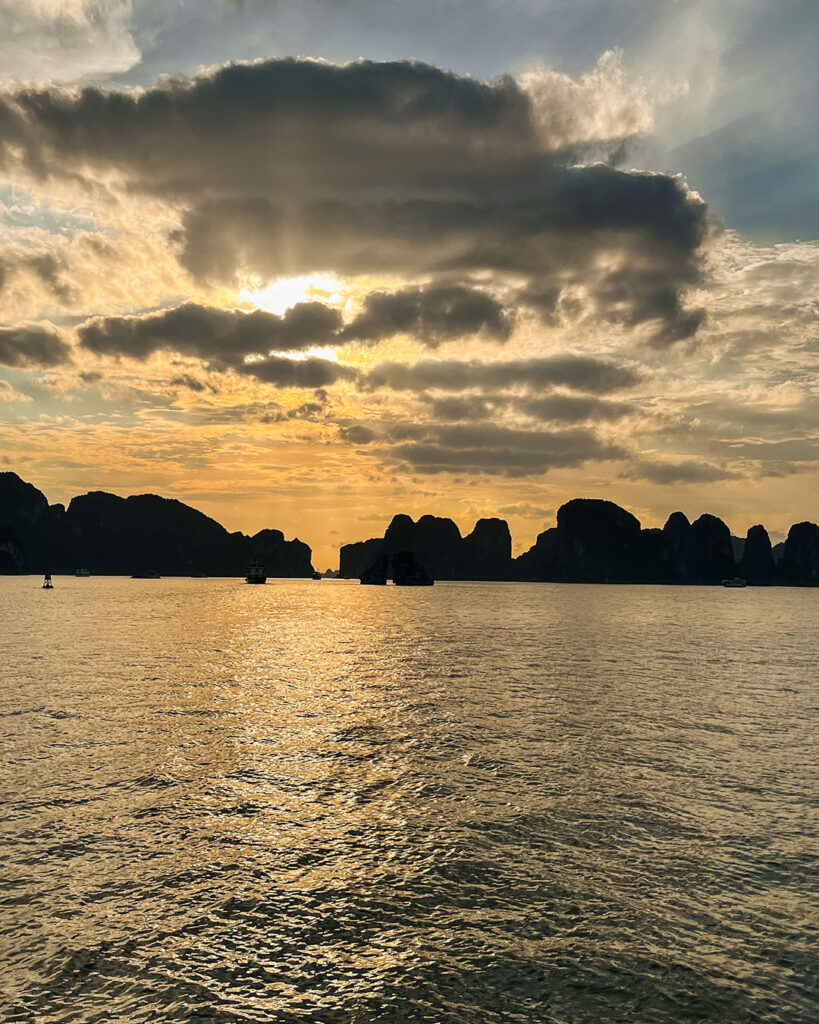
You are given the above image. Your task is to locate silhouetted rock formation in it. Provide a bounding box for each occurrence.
[690,513,735,584]
[0,471,314,577]
[516,499,648,583]
[341,498,819,585]
[339,537,385,580]
[340,512,512,581]
[739,525,775,585]
[360,553,389,585]
[0,526,25,573]
[462,518,512,580]
[781,522,819,585]
[392,550,434,586]
[5,468,818,585]
[659,511,696,583]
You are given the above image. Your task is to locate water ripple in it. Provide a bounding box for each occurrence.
[0,578,817,1022]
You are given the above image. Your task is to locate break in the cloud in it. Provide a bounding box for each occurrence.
[0,57,708,345]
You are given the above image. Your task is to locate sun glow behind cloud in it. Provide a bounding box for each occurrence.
[239,275,346,317]
[0,33,816,569]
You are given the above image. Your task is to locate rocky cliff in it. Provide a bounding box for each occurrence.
[0,472,314,577]
[339,513,512,581]
[341,499,819,585]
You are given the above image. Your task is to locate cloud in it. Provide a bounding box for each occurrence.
[0,0,140,85]
[0,57,709,342]
[623,458,736,484]
[364,355,642,394]
[423,391,635,423]
[236,355,355,388]
[518,393,635,423]
[75,286,512,366]
[497,502,554,519]
[0,249,76,304]
[713,438,819,463]
[380,422,627,476]
[518,49,655,154]
[338,424,376,444]
[341,283,512,345]
[0,323,71,367]
[78,302,342,363]
[0,378,32,402]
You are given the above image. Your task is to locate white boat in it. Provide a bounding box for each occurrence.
[245,560,266,584]
[722,577,748,588]
[75,566,91,577]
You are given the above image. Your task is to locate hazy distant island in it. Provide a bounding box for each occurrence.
[1,470,818,585]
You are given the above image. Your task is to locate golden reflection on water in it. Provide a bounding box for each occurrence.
[1,578,817,1023]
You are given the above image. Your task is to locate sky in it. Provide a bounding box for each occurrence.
[0,0,816,568]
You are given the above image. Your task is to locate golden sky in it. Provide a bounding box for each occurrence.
[0,3,817,568]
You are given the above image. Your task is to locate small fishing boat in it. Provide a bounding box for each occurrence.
[75,566,91,577]
[245,560,266,584]
[131,569,161,579]
[722,577,748,588]
[42,572,53,589]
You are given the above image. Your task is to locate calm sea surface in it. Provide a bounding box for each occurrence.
[1,578,816,1023]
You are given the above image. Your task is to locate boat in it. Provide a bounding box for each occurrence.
[131,569,161,579]
[245,560,266,584]
[722,577,748,588]
[75,566,91,577]
[42,572,53,589]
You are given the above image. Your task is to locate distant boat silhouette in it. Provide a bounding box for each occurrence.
[245,560,266,584]
[74,566,90,577]
[42,572,53,589]
[722,577,748,588]
[131,569,161,579]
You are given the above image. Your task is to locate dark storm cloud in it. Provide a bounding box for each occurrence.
[78,302,342,363]
[364,356,642,394]
[0,324,71,367]
[0,58,708,342]
[379,422,626,476]
[342,284,511,345]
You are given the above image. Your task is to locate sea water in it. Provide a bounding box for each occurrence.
[1,578,816,1023]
